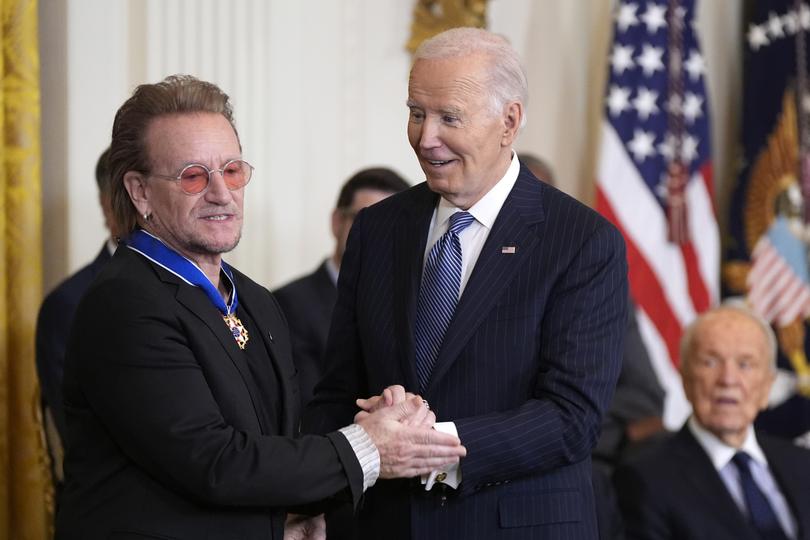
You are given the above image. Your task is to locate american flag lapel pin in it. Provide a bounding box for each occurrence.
[501,246,516,254]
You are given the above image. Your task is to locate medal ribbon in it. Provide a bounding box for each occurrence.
[125,229,249,348]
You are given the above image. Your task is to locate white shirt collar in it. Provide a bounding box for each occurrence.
[325,257,339,286]
[687,416,768,470]
[434,152,520,230]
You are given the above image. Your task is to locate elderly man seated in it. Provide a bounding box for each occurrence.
[614,304,810,540]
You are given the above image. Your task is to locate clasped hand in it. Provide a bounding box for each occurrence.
[353,385,465,479]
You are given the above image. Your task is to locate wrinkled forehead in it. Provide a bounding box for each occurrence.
[690,310,769,358]
[143,112,240,166]
[408,54,491,100]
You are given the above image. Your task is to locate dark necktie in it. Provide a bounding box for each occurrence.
[732,452,788,540]
[414,211,475,392]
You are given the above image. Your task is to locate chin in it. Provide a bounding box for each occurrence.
[425,177,456,196]
[192,233,241,256]
[708,419,746,435]
[217,236,241,254]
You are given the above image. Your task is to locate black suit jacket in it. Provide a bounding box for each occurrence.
[614,425,810,540]
[274,261,337,407]
[56,247,363,540]
[306,166,628,539]
[36,244,111,439]
[595,297,665,465]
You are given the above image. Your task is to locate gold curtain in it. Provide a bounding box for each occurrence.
[0,0,50,538]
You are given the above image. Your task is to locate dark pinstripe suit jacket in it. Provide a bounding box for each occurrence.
[305,165,628,539]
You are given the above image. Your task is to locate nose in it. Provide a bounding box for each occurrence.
[717,360,738,386]
[417,116,442,151]
[204,169,231,204]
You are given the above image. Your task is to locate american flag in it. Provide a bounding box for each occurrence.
[595,0,719,427]
[748,216,810,327]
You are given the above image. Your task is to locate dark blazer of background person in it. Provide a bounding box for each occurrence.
[56,248,363,540]
[275,167,409,411]
[614,426,810,540]
[36,244,111,443]
[305,167,628,539]
[37,146,116,452]
[274,262,336,408]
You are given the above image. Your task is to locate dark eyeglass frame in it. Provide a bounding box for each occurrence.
[149,158,254,195]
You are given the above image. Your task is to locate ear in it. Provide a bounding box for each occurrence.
[500,101,523,147]
[758,369,777,410]
[331,208,342,240]
[123,171,150,217]
[679,361,692,399]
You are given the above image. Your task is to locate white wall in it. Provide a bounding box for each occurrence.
[39,0,741,293]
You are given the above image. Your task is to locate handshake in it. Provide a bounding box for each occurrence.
[352,385,466,479]
[285,387,467,539]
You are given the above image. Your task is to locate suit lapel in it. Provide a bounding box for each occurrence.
[235,279,297,437]
[760,434,810,537]
[425,173,544,395]
[672,427,758,538]
[170,272,275,436]
[88,243,112,279]
[394,185,437,391]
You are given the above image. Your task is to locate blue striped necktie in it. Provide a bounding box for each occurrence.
[732,452,788,540]
[415,211,475,392]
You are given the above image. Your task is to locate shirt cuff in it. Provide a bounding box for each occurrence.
[421,421,462,490]
[339,424,380,492]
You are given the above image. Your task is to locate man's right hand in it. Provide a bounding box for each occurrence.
[355,395,466,479]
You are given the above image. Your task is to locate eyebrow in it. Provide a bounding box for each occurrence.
[404,100,463,117]
[174,156,242,168]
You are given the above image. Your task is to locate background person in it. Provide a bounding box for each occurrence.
[36,147,118,493]
[274,167,409,408]
[614,305,810,540]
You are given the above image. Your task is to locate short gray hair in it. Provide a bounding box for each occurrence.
[413,27,528,128]
[680,301,777,371]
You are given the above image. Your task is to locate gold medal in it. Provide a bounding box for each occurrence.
[223,313,249,350]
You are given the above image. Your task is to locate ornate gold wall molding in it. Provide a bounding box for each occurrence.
[407,0,488,54]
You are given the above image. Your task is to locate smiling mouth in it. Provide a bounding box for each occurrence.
[425,158,454,167]
[202,214,231,221]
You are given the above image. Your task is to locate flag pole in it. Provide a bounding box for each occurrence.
[666,0,688,244]
[796,0,810,223]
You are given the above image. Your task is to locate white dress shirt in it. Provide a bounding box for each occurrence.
[422,153,521,296]
[688,417,797,538]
